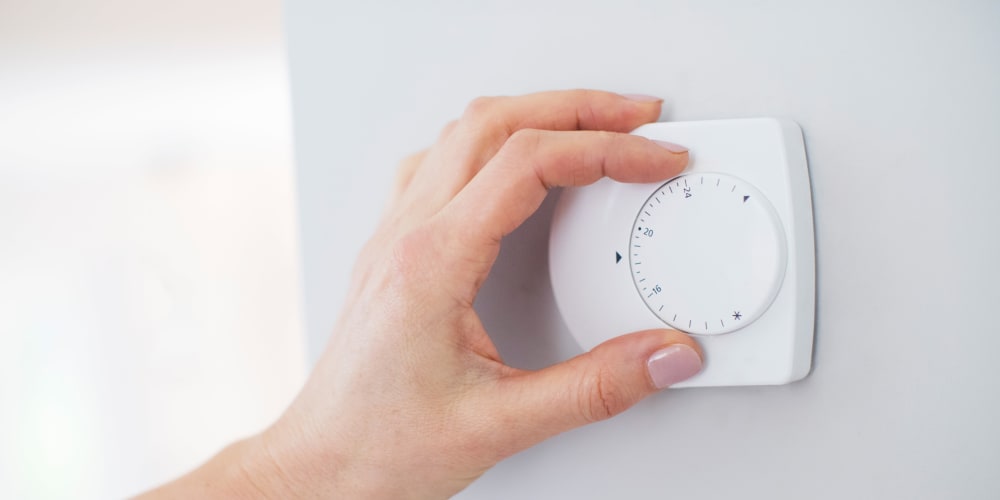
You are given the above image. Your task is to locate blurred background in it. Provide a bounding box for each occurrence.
[0,1,308,498]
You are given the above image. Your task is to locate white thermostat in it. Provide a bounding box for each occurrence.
[549,118,815,387]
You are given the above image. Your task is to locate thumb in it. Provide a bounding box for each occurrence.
[487,329,702,454]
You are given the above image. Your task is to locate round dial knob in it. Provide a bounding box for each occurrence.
[629,173,787,335]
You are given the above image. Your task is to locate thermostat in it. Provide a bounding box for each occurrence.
[548,118,815,387]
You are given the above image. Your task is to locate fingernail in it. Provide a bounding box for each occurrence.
[652,140,688,154]
[647,344,702,388]
[621,93,663,103]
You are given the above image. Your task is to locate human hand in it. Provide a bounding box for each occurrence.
[140,90,703,499]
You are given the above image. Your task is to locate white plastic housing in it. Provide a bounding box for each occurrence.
[549,118,815,387]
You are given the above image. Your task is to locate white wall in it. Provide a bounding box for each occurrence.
[286,1,1000,498]
[0,2,306,498]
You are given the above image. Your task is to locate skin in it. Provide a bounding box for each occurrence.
[138,89,702,499]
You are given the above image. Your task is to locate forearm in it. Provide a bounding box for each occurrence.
[134,423,409,500]
[134,434,289,500]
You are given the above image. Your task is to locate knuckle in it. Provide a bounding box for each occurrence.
[392,153,423,191]
[463,96,500,121]
[575,101,600,129]
[595,131,626,171]
[595,129,622,145]
[500,129,545,182]
[388,226,435,285]
[439,120,459,139]
[504,128,543,154]
[399,150,424,166]
[577,367,627,423]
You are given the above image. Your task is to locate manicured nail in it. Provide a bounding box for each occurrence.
[647,344,702,388]
[621,93,663,103]
[652,140,688,154]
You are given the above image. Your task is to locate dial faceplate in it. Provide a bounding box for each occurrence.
[629,173,787,335]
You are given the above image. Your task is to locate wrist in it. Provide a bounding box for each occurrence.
[258,412,454,500]
[228,432,299,499]
[197,433,298,499]
[134,432,292,499]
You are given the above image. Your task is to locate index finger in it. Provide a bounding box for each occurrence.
[442,90,665,175]
[457,90,664,135]
[435,128,688,294]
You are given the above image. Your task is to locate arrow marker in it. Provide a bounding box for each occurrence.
[615,252,622,264]
[743,195,750,203]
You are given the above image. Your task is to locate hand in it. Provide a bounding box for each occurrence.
[139,90,703,499]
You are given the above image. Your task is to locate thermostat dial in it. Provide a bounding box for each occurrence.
[629,172,786,335]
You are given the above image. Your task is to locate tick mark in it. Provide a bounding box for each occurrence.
[644,211,651,216]
[647,293,655,298]
[720,319,725,327]
[705,321,708,330]
[688,320,692,328]
[633,244,641,248]
[684,178,688,187]
[672,314,677,321]
[655,196,661,204]
[700,176,704,184]
[716,178,721,187]
[668,186,673,193]
[639,278,645,282]
[658,305,664,312]
[731,185,736,192]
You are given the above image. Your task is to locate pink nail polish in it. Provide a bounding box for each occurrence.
[621,93,663,103]
[647,344,702,388]
[652,140,689,154]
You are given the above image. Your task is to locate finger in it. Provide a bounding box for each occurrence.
[393,91,664,232]
[445,90,664,178]
[460,90,662,135]
[479,329,702,458]
[436,129,687,292]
